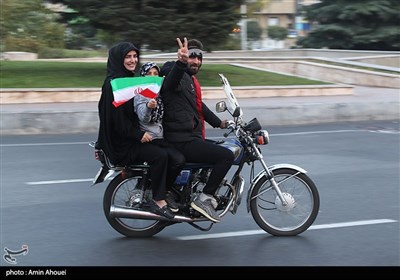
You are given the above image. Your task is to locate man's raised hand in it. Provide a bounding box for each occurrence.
[176,37,188,63]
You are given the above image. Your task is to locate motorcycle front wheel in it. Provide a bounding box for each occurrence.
[249,168,320,236]
[103,172,168,238]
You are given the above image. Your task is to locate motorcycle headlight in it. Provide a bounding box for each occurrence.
[255,130,269,145]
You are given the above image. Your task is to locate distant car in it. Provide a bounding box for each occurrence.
[288,30,297,38]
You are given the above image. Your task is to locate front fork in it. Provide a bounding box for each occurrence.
[245,161,308,212]
[246,140,290,210]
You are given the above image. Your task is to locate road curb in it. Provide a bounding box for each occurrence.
[1,97,399,135]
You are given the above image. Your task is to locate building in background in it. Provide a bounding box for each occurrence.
[249,0,320,49]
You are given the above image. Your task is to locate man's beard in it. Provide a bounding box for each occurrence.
[187,63,201,75]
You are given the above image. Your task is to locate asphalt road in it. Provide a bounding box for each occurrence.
[0,120,399,271]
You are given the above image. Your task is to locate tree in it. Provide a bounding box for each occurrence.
[247,20,262,42]
[267,26,288,41]
[47,0,245,51]
[0,0,66,52]
[296,0,400,51]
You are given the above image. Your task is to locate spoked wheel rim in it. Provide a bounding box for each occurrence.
[106,175,163,233]
[253,173,316,232]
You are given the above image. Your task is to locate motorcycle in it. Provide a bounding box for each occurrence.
[89,74,320,238]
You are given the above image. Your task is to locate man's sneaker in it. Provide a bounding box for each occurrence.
[210,196,218,209]
[190,193,221,223]
[166,192,179,213]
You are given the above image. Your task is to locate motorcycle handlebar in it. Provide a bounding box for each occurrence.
[223,120,235,137]
[226,120,235,130]
[223,130,233,137]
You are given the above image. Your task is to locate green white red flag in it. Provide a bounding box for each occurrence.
[110,76,163,107]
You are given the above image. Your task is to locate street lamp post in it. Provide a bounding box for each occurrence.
[240,4,248,50]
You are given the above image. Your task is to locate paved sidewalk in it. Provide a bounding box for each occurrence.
[1,86,398,135]
[232,86,399,125]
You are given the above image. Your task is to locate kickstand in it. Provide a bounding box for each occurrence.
[188,222,214,231]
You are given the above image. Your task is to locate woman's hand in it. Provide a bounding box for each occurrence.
[176,37,189,64]
[141,132,153,143]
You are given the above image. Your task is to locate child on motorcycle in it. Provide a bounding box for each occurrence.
[133,61,185,216]
[97,44,184,220]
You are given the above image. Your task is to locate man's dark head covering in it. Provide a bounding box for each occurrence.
[187,39,204,60]
[159,61,175,77]
[106,42,140,79]
[139,62,160,76]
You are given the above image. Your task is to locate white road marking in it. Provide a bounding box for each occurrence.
[1,142,87,147]
[13,129,399,240]
[175,219,397,240]
[271,129,362,136]
[23,175,398,241]
[26,178,94,185]
[2,128,398,148]
[26,177,115,185]
[369,130,400,134]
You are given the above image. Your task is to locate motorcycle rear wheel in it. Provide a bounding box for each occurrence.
[250,168,320,236]
[103,172,168,238]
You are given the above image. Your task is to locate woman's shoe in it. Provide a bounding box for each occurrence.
[166,192,179,213]
[149,200,175,219]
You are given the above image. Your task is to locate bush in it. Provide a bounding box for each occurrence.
[4,36,42,53]
[221,35,241,50]
[267,26,288,41]
[37,47,66,59]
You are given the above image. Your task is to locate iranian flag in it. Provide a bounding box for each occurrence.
[110,76,164,107]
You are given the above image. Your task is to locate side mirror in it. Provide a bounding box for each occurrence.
[216,101,227,113]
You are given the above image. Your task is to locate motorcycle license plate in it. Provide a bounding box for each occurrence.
[92,166,114,185]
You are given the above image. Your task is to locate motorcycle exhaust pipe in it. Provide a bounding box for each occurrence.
[110,205,200,223]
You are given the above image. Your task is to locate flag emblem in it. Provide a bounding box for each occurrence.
[110,76,163,107]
